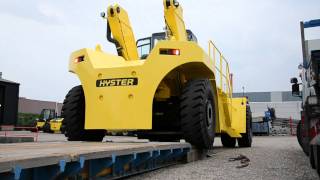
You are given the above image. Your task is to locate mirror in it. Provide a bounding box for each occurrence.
[292,83,300,97]
[290,77,298,84]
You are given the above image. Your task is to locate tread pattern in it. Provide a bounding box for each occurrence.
[180,79,215,149]
[238,105,253,147]
[61,86,106,141]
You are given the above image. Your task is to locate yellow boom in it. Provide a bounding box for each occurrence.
[104,4,139,60]
[163,0,187,41]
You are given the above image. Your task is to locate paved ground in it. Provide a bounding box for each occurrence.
[128,136,318,180]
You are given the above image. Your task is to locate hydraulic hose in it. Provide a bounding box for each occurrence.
[106,21,123,56]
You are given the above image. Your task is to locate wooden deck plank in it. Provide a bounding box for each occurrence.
[0,141,191,173]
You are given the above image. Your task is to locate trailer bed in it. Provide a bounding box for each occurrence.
[0,141,191,179]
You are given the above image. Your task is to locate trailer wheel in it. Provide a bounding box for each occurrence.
[221,133,236,148]
[238,105,253,147]
[180,79,215,149]
[61,86,106,141]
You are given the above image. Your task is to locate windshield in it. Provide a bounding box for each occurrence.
[136,30,197,59]
[40,109,54,120]
[137,38,151,59]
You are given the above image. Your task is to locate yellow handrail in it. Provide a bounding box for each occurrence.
[208,40,232,98]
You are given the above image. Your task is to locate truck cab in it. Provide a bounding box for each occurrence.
[136,30,198,59]
[291,19,320,174]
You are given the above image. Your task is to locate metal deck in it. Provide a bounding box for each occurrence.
[0,141,191,180]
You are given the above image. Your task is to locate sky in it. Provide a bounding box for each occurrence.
[0,0,320,102]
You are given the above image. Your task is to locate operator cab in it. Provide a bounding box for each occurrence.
[40,109,55,121]
[136,30,197,59]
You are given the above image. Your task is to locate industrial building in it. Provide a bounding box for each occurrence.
[18,97,62,116]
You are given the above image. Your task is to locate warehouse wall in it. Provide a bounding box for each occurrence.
[250,101,301,120]
[233,91,302,121]
[233,91,301,102]
[18,97,62,116]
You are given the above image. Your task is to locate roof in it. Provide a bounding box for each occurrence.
[0,78,19,85]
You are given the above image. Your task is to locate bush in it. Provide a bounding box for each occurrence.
[17,113,40,127]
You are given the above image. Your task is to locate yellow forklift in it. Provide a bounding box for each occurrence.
[34,109,55,132]
[50,117,64,133]
[61,0,252,149]
[34,109,63,133]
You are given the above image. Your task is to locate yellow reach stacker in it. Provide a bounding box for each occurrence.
[61,0,252,149]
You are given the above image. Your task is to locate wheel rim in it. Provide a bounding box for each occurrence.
[206,100,213,128]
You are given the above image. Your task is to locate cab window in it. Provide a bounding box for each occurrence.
[136,38,151,59]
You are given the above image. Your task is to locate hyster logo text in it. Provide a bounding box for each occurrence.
[96,78,138,87]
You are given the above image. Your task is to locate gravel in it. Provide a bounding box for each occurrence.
[128,136,319,180]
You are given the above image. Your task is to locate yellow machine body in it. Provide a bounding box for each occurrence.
[68,0,248,138]
[50,118,64,132]
[36,121,45,129]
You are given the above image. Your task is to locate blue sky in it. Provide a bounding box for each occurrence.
[0,0,320,102]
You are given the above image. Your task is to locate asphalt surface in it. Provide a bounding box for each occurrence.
[128,136,319,180]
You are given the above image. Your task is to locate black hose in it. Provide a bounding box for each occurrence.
[106,21,123,56]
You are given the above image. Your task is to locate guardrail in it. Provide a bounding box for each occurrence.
[0,125,39,142]
[208,40,232,98]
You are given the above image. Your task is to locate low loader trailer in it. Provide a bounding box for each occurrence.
[0,140,198,180]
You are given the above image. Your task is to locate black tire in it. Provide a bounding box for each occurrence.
[180,79,215,149]
[238,105,253,147]
[221,133,236,148]
[61,86,106,141]
[297,121,303,148]
[310,145,316,169]
[60,120,66,134]
[316,145,320,175]
[43,121,53,133]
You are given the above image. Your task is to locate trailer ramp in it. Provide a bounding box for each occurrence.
[0,141,191,180]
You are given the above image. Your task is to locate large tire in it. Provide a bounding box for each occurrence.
[221,133,236,148]
[316,145,320,175]
[238,105,253,147]
[310,145,316,169]
[180,79,215,149]
[297,121,303,148]
[61,86,106,141]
